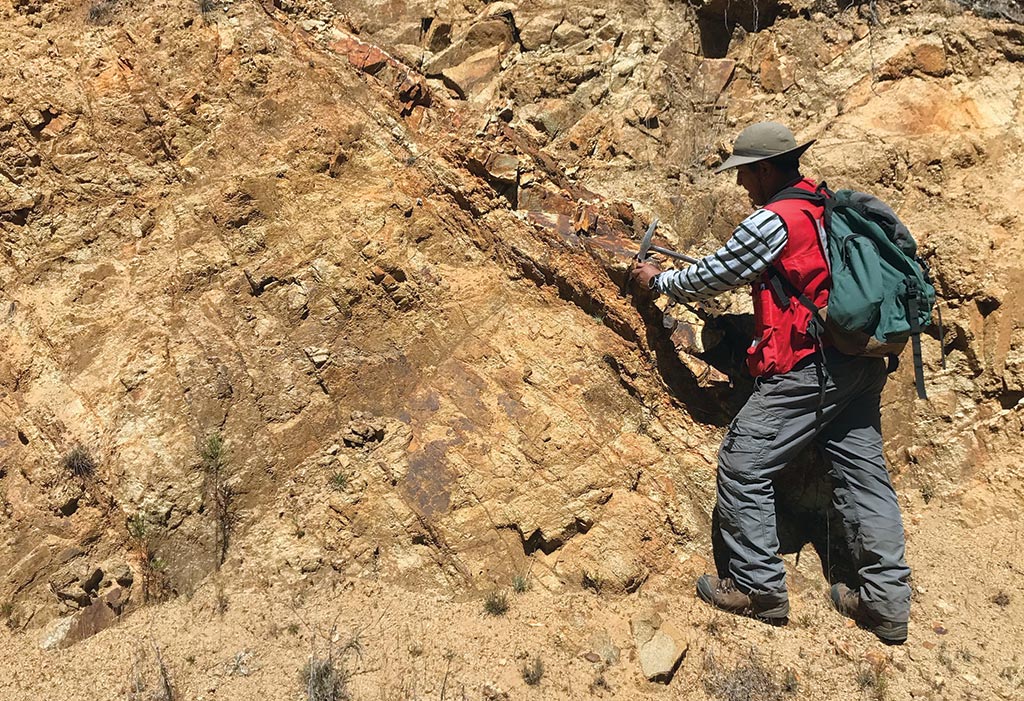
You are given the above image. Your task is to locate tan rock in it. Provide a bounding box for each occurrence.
[631,613,688,683]
[696,58,735,102]
[520,14,560,51]
[441,46,504,99]
[760,52,796,93]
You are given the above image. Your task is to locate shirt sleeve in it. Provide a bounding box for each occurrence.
[653,208,789,303]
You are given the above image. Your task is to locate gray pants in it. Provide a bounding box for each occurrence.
[715,349,911,623]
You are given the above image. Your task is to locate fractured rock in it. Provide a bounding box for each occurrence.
[631,613,688,683]
[879,37,948,80]
[425,19,514,76]
[343,412,386,448]
[440,45,504,99]
[697,58,735,102]
[520,14,560,51]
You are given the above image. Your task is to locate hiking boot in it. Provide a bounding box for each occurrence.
[695,575,789,621]
[830,583,907,645]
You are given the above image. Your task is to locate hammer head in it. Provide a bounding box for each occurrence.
[637,218,659,262]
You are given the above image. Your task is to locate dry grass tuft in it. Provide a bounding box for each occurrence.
[63,445,97,477]
[703,647,789,701]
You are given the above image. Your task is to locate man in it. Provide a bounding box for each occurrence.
[631,122,911,645]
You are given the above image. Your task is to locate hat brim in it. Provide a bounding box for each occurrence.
[714,140,815,174]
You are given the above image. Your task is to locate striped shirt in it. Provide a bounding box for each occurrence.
[653,208,788,302]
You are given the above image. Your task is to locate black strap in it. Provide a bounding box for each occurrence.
[936,302,946,370]
[887,354,900,374]
[907,280,927,400]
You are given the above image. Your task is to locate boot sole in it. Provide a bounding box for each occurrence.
[696,576,790,621]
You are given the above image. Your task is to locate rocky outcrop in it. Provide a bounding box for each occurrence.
[0,10,1022,701]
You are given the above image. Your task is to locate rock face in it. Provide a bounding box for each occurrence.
[0,2,1022,699]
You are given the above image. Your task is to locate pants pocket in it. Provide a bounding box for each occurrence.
[720,406,782,477]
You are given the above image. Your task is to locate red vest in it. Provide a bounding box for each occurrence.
[746,179,830,377]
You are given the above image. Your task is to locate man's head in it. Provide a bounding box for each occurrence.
[716,122,813,206]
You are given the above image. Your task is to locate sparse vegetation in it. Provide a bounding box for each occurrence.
[782,667,799,693]
[512,574,530,594]
[705,612,731,637]
[329,471,349,491]
[937,642,954,669]
[793,612,814,628]
[521,655,544,686]
[300,633,361,701]
[483,590,509,616]
[581,570,604,594]
[127,512,172,603]
[127,513,148,540]
[856,664,889,701]
[0,601,16,630]
[128,640,175,701]
[201,432,235,570]
[703,647,784,701]
[87,0,118,24]
[954,0,1024,23]
[63,444,97,477]
[198,0,216,14]
[992,589,1011,607]
[301,656,349,701]
[920,480,936,504]
[958,646,978,663]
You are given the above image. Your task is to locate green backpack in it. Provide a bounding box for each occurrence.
[768,184,938,399]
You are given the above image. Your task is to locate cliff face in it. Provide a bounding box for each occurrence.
[0,0,1022,699]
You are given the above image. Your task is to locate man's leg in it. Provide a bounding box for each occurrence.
[818,363,912,629]
[712,362,843,612]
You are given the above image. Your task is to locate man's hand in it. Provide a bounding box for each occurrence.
[630,261,662,291]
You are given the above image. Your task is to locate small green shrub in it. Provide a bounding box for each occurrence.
[128,513,148,541]
[521,656,544,686]
[782,667,799,693]
[856,664,889,701]
[201,432,234,569]
[329,472,349,491]
[87,0,117,24]
[512,574,530,594]
[483,590,509,616]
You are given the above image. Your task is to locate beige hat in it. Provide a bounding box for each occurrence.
[714,121,814,174]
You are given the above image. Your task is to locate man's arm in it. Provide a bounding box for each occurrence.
[649,209,789,303]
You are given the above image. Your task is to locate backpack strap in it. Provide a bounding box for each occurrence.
[763,184,833,408]
[906,279,928,400]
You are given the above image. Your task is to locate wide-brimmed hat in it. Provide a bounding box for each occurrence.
[714,121,814,174]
